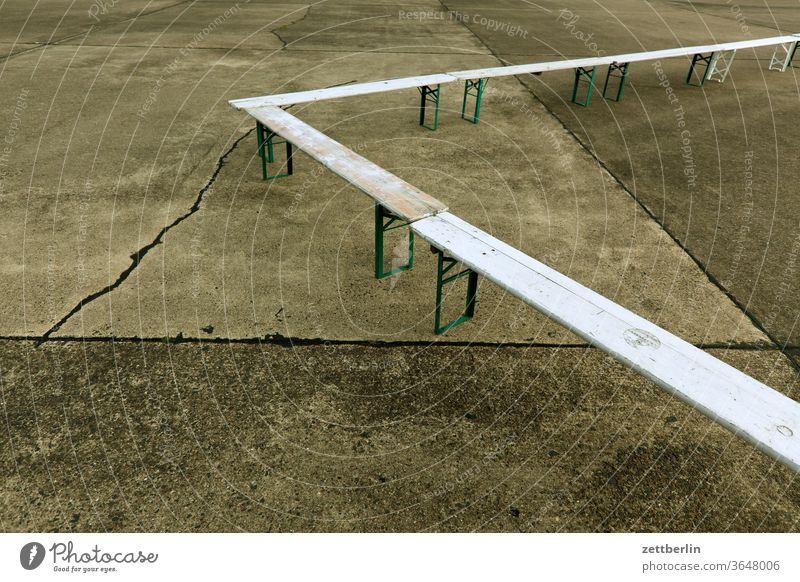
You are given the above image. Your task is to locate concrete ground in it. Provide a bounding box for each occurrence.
[0,0,798,531]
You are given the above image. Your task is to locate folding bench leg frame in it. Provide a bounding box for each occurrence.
[602,62,629,102]
[686,53,713,86]
[418,84,441,130]
[706,49,736,83]
[461,78,487,124]
[374,204,414,279]
[571,66,597,107]
[256,121,293,180]
[769,41,800,72]
[433,248,478,334]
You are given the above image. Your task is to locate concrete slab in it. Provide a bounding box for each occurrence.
[80,1,301,52]
[269,2,491,54]
[0,39,499,339]
[440,0,785,57]
[82,1,489,55]
[0,44,331,337]
[54,62,766,345]
[669,0,800,34]
[517,45,800,350]
[437,0,800,354]
[0,42,39,59]
[0,0,182,45]
[1,339,798,532]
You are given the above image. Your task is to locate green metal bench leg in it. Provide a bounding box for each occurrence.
[257,121,268,180]
[418,84,440,130]
[460,78,487,124]
[256,121,294,180]
[433,248,478,334]
[571,66,597,107]
[374,204,414,279]
[686,53,712,86]
[602,62,629,102]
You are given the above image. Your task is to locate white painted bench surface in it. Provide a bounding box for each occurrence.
[230,74,456,110]
[231,34,800,106]
[412,211,800,471]
[449,34,800,79]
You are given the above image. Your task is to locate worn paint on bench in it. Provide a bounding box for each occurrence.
[248,106,448,221]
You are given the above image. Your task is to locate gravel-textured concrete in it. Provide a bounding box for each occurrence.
[2,340,798,532]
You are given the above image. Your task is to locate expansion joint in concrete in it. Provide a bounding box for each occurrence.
[0,0,194,63]
[5,333,794,352]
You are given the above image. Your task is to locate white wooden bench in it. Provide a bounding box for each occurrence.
[412,211,800,471]
[229,74,457,110]
[231,34,800,113]
[229,34,800,472]
[248,105,447,222]
[447,34,800,80]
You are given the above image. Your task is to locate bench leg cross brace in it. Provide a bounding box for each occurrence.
[571,66,597,107]
[433,248,478,334]
[602,62,629,102]
[418,84,441,130]
[706,50,736,83]
[461,78,487,124]
[256,121,294,180]
[374,204,414,279]
[769,41,800,72]
[686,53,713,86]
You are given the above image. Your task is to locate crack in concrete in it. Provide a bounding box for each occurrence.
[438,0,800,374]
[36,76,359,344]
[39,128,254,343]
[271,29,289,50]
[270,5,311,50]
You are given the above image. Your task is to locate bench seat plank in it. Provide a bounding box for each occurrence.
[412,211,800,471]
[248,106,448,221]
[230,74,456,110]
